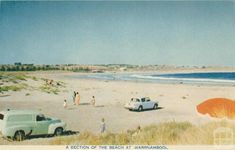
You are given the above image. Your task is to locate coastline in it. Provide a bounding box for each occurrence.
[64,71,235,87]
[1,71,235,144]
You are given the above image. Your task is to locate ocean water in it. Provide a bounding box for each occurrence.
[74,72,235,85]
[131,72,235,83]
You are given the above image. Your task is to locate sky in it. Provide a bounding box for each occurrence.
[0,1,235,66]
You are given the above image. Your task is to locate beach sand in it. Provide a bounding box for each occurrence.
[1,71,235,144]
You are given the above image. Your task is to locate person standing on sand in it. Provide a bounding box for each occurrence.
[75,92,80,105]
[100,118,106,133]
[72,91,76,105]
[137,126,141,134]
[91,96,96,106]
[63,99,67,108]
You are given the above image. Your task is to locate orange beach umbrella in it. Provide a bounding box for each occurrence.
[197,98,235,119]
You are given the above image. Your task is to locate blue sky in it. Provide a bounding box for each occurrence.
[0,1,235,66]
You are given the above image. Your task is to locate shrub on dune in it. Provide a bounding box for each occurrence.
[49,121,235,145]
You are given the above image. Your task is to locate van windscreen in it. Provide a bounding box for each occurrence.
[0,114,4,120]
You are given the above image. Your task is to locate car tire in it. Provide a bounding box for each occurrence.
[54,127,63,136]
[14,131,25,141]
[138,106,143,112]
[153,104,158,109]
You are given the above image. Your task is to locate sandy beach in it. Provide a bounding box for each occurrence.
[1,71,235,144]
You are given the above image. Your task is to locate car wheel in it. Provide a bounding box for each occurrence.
[14,131,25,141]
[54,127,63,136]
[153,104,158,109]
[138,106,143,112]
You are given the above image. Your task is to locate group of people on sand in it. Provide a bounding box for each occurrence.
[46,79,54,85]
[73,91,80,105]
[45,79,61,86]
[63,91,96,109]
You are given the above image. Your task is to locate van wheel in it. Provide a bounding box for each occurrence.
[138,106,143,112]
[54,127,63,136]
[14,131,25,141]
[153,104,158,109]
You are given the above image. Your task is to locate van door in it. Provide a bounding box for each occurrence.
[35,114,50,135]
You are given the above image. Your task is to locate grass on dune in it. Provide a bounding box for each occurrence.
[39,78,66,95]
[0,72,32,93]
[0,84,28,93]
[0,72,28,83]
[39,85,60,95]
[0,72,66,94]
[50,121,235,145]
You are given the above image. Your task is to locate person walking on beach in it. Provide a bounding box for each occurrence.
[75,92,80,105]
[72,91,76,105]
[91,96,96,106]
[136,126,141,134]
[63,99,67,108]
[100,118,106,133]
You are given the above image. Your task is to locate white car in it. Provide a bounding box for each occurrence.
[0,109,66,141]
[124,97,158,111]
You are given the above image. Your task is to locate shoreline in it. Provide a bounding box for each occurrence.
[64,72,235,88]
[1,71,235,144]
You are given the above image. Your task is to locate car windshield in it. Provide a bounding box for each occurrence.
[131,98,140,102]
[36,114,46,121]
[146,98,150,101]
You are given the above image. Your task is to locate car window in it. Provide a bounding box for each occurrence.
[131,98,140,102]
[36,114,46,121]
[146,98,150,102]
[8,115,33,122]
[0,114,4,120]
[141,98,145,102]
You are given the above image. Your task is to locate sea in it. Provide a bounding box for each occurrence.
[73,72,235,86]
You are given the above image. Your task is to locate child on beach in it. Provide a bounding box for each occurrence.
[63,99,67,108]
[100,118,106,133]
[91,96,96,106]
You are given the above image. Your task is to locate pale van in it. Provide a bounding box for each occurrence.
[0,109,66,141]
